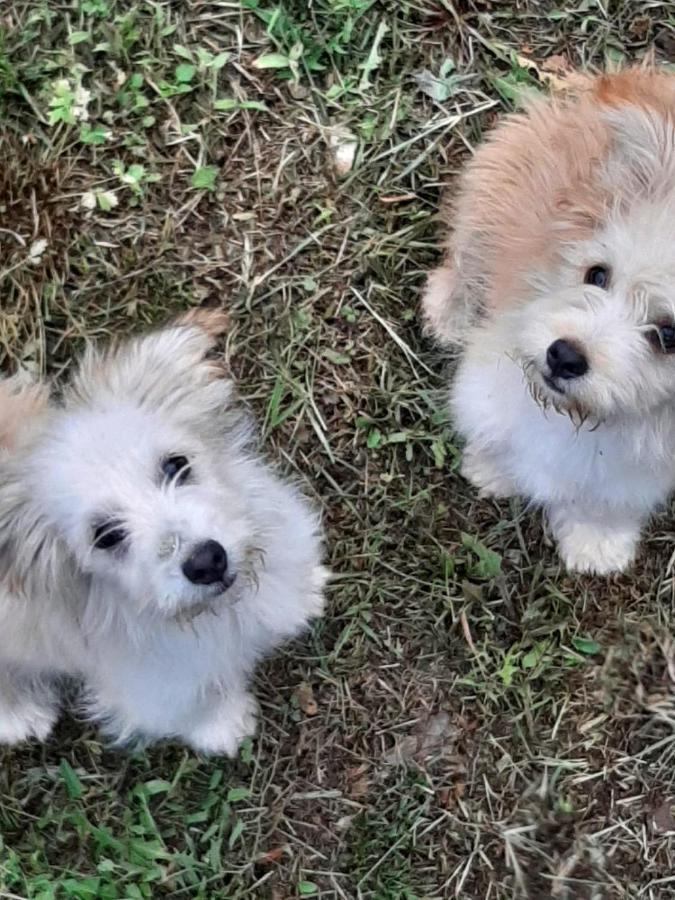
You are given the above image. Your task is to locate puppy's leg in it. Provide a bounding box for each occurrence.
[294,564,329,622]
[88,654,257,755]
[185,686,258,757]
[549,504,642,575]
[461,444,517,500]
[93,683,258,756]
[0,667,59,744]
[244,562,328,659]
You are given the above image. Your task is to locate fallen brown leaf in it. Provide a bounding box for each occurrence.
[259,847,285,866]
[296,682,318,716]
[383,711,460,766]
[346,764,370,799]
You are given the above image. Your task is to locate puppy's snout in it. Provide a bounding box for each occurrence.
[546,339,588,380]
[182,540,228,585]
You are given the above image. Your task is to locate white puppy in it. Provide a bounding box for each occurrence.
[0,310,327,752]
[423,69,675,574]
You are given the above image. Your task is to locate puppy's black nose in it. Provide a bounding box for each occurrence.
[546,339,589,380]
[182,540,228,585]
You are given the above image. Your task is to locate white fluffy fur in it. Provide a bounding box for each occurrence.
[453,311,675,574]
[424,75,675,574]
[0,318,327,752]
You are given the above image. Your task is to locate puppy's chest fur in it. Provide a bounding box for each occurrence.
[452,351,675,511]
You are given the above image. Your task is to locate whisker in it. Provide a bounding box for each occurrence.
[518,352,602,432]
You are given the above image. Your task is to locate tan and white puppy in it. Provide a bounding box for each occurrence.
[0,311,327,751]
[423,69,675,574]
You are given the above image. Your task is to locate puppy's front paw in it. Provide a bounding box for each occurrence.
[187,691,258,757]
[307,564,330,617]
[0,692,58,744]
[461,448,516,500]
[556,522,637,575]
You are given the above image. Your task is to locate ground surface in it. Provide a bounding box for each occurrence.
[1,1,675,898]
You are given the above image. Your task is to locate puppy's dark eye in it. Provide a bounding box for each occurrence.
[584,265,611,289]
[648,322,675,354]
[93,521,127,550]
[162,454,191,485]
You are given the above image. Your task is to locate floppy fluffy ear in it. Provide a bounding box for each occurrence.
[0,461,81,601]
[0,378,75,601]
[422,90,592,347]
[421,258,482,348]
[67,306,234,415]
[602,104,675,197]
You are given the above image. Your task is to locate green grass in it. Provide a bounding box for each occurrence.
[2,0,675,897]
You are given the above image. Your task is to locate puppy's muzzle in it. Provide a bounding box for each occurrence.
[182,539,230,586]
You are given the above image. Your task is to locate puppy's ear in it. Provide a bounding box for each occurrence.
[173,306,231,382]
[0,464,78,601]
[421,260,479,348]
[0,385,70,599]
[603,103,675,195]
